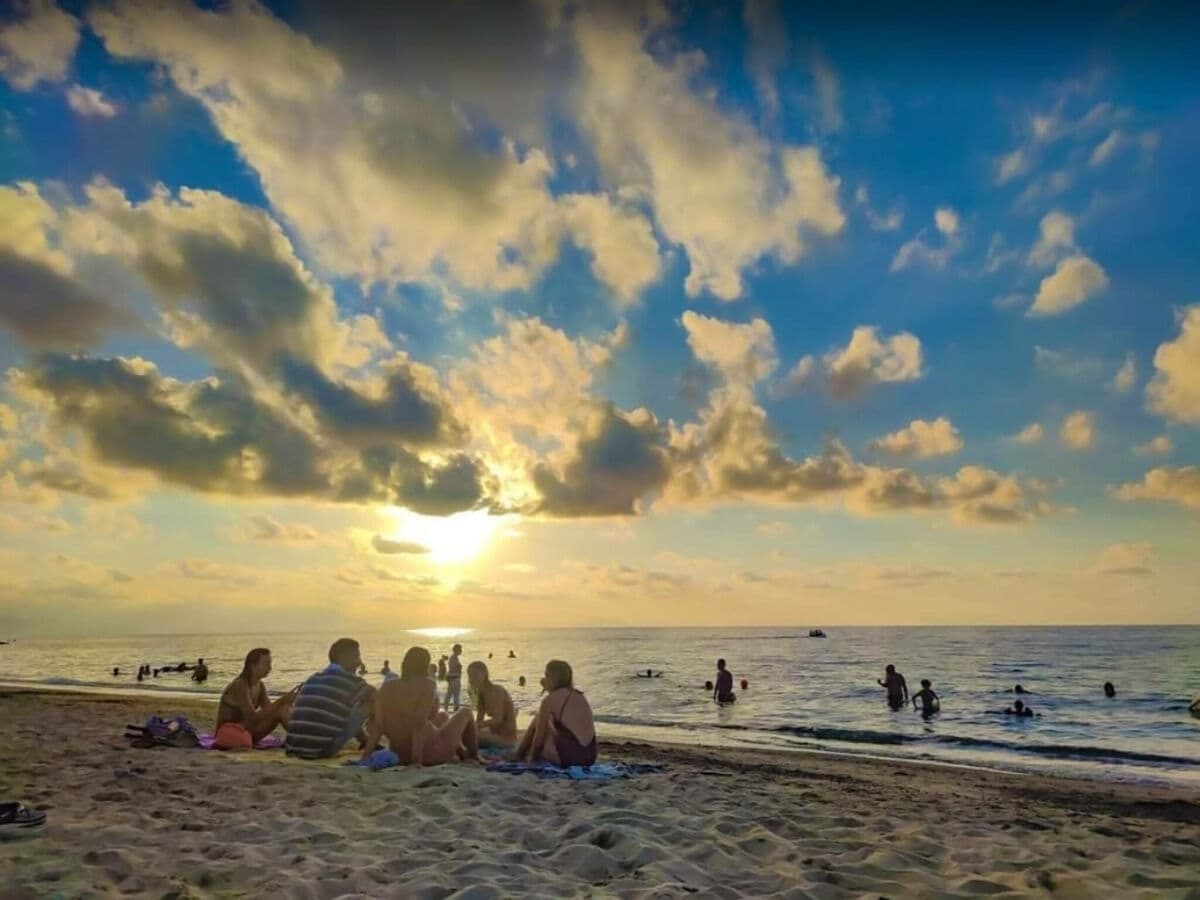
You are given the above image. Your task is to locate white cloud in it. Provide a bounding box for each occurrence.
[1034,345,1103,381]
[1093,542,1153,576]
[680,311,777,386]
[824,326,923,398]
[0,0,80,90]
[743,0,786,121]
[809,47,843,133]
[65,84,117,118]
[1112,466,1200,510]
[88,0,660,302]
[776,355,816,395]
[1009,423,1044,445]
[995,148,1029,185]
[1145,305,1200,424]
[855,185,903,232]
[1110,353,1136,394]
[890,206,961,272]
[1026,210,1076,268]
[1089,130,1123,167]
[1028,255,1109,317]
[868,417,963,459]
[1059,410,1096,450]
[1133,435,1173,457]
[572,9,844,301]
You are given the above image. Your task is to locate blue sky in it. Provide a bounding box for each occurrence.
[1,0,1198,634]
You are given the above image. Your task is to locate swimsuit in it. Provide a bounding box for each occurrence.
[551,690,597,767]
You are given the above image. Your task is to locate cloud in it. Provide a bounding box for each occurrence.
[890,206,961,272]
[1059,410,1096,450]
[755,520,791,536]
[0,0,81,90]
[1110,353,1137,394]
[1026,210,1076,268]
[1008,423,1045,445]
[808,47,843,133]
[1028,255,1108,317]
[572,7,844,300]
[868,417,963,459]
[680,311,777,386]
[1133,435,1173,457]
[1089,129,1158,168]
[743,0,787,121]
[823,326,924,399]
[370,534,429,555]
[1093,542,1154,576]
[1089,130,1123,167]
[0,183,131,349]
[859,564,952,587]
[854,185,903,232]
[1145,305,1200,424]
[1033,345,1103,381]
[65,84,117,118]
[532,405,671,517]
[1112,467,1200,510]
[557,194,662,307]
[776,355,816,395]
[244,514,318,542]
[88,0,658,302]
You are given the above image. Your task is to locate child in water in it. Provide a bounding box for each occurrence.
[912,679,940,716]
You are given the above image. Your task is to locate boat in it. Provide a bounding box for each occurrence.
[808,629,827,638]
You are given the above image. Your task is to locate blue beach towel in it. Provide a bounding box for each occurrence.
[486,761,664,780]
[344,749,400,770]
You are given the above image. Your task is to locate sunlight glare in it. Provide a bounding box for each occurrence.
[386,508,506,566]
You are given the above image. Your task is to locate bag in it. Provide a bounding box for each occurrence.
[124,715,200,748]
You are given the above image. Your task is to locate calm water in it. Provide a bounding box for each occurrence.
[2,627,1199,786]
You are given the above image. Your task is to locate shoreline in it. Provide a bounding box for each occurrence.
[2,690,1199,896]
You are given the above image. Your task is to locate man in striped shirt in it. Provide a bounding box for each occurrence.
[285,638,374,760]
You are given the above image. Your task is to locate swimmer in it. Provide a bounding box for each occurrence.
[912,679,940,717]
[518,676,526,687]
[713,659,736,704]
[704,680,714,691]
[878,664,908,710]
[112,667,120,677]
[1189,695,1200,718]
[1104,681,1115,698]
[1005,699,1034,717]
[508,650,517,659]
[1012,684,1034,695]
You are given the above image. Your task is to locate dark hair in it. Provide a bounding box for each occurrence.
[921,679,931,688]
[886,664,895,673]
[1014,699,1025,710]
[544,659,573,692]
[452,643,463,654]
[467,661,490,714]
[328,638,360,665]
[401,646,432,679]
[716,658,726,669]
[240,648,271,682]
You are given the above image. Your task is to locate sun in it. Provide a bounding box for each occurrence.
[384,508,505,566]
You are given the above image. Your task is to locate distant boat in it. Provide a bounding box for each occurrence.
[808,629,827,638]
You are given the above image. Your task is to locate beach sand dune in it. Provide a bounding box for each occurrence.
[2,691,1199,898]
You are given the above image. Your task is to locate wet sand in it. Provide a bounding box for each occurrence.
[2,689,1199,898]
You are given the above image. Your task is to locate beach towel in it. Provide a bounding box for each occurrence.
[344,749,401,770]
[485,761,664,780]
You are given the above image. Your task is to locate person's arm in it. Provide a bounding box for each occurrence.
[877,679,886,688]
[527,695,553,761]
[1189,696,1200,713]
[901,677,909,701]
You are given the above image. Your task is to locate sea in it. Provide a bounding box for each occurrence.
[2,626,1199,787]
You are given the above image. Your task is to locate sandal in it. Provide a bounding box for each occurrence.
[0,802,46,830]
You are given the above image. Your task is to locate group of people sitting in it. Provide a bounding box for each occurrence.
[212,638,596,767]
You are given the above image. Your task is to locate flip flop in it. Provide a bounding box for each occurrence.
[0,802,46,830]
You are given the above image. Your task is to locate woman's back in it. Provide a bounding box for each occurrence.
[547,687,594,745]
[377,676,438,761]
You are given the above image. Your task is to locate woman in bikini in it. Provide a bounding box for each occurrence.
[214,648,297,748]
[511,659,597,767]
[467,661,518,748]
[361,646,479,766]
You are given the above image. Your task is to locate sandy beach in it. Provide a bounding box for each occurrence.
[2,690,1199,899]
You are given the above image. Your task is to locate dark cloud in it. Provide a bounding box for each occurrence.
[370,534,428,555]
[278,357,457,448]
[352,445,490,516]
[0,249,131,348]
[532,405,670,516]
[20,460,120,500]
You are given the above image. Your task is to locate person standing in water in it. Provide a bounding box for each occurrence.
[713,659,736,704]
[878,664,908,710]
[444,643,463,712]
[191,659,208,684]
[1104,682,1116,698]
[912,679,940,717]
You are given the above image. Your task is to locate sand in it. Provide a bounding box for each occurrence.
[2,691,1199,898]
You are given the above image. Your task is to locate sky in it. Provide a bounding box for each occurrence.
[0,0,1198,636]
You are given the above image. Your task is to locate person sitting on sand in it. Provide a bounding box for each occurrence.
[362,647,479,766]
[191,658,208,684]
[214,648,297,749]
[912,679,940,717]
[1104,681,1116,698]
[285,638,375,760]
[1005,699,1034,717]
[467,661,517,748]
[878,664,908,710]
[511,660,597,767]
[713,659,736,704]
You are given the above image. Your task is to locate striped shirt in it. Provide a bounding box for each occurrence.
[284,664,370,759]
